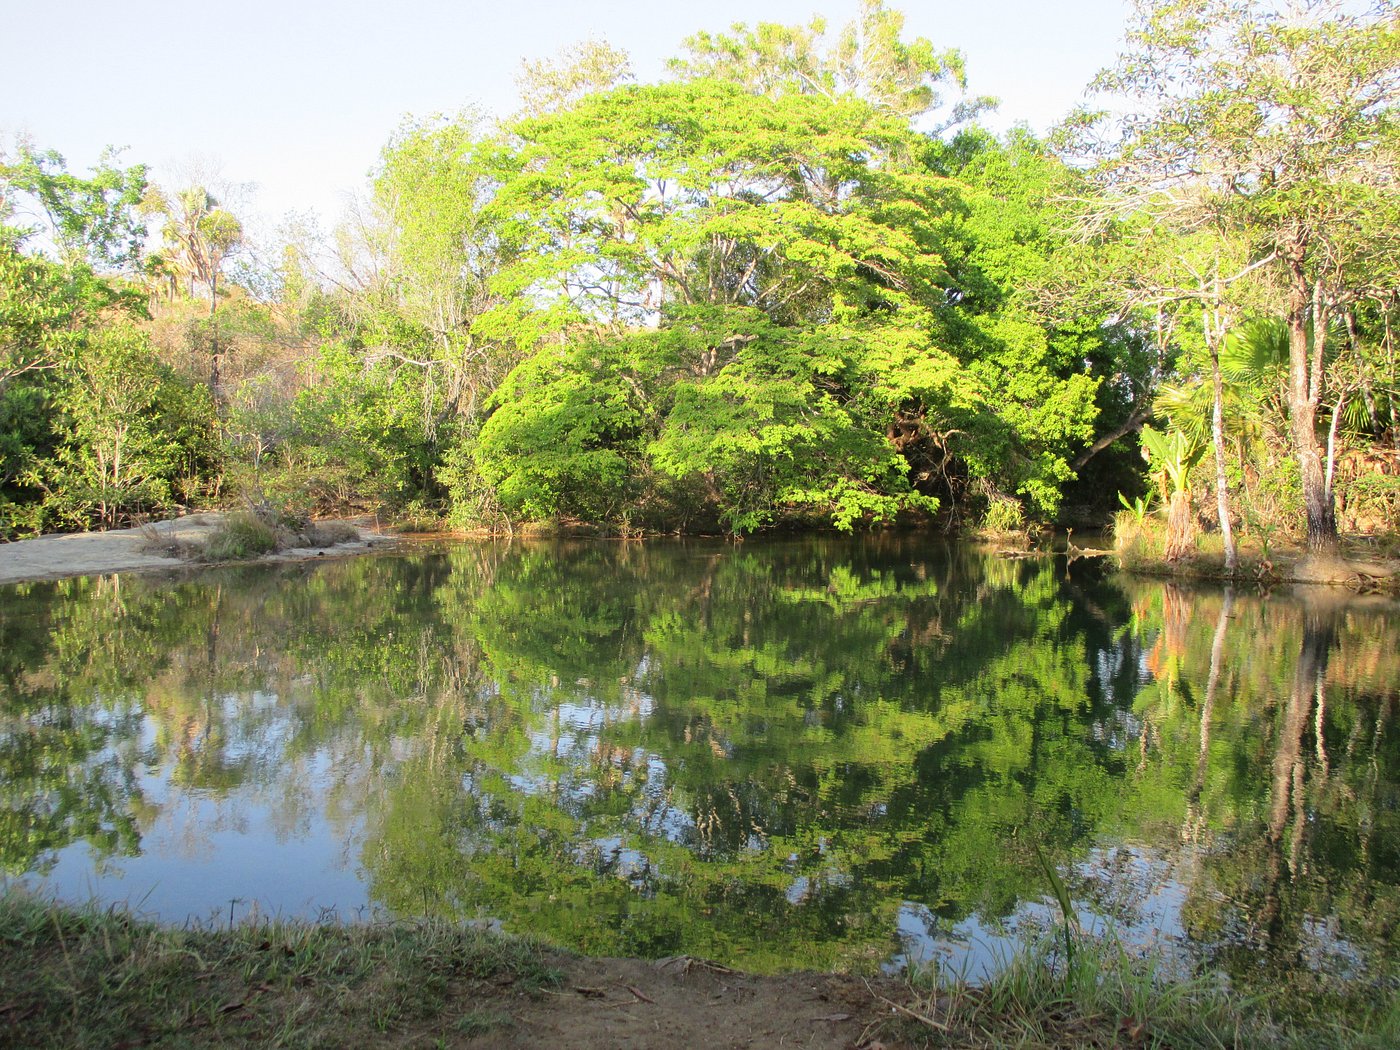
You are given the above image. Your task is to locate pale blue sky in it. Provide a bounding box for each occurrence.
[2,0,1132,224]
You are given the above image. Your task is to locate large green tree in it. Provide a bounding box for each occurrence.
[927,128,1112,521]
[465,72,1105,532]
[668,0,993,126]
[469,78,964,531]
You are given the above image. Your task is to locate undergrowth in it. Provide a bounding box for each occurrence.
[201,510,280,561]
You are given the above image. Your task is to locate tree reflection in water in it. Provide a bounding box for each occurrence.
[0,539,1395,1002]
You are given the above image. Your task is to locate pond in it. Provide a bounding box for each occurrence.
[2,536,1397,1000]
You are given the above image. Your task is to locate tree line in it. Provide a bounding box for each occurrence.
[2,0,1396,553]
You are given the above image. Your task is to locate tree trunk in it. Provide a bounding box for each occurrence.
[1284,249,1338,554]
[1071,402,1152,471]
[1205,301,1236,572]
[1164,489,1194,562]
[208,272,222,407]
[1190,588,1233,804]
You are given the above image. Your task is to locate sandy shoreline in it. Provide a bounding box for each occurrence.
[0,514,389,586]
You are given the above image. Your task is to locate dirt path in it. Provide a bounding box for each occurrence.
[439,955,919,1050]
[0,514,385,586]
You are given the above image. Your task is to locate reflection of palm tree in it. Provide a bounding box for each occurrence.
[1270,599,1337,842]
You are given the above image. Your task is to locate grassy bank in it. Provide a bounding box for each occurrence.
[1112,515,1400,590]
[0,893,560,1049]
[3,893,1397,1049]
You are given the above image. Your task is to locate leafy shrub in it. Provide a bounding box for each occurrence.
[200,511,278,561]
[1250,457,1305,538]
[979,494,1026,537]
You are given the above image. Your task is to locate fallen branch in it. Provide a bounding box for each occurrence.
[863,980,950,1033]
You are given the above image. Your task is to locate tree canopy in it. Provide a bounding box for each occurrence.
[1,0,1396,550]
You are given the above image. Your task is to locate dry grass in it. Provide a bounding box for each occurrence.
[185,511,363,564]
[201,510,281,561]
[300,520,361,548]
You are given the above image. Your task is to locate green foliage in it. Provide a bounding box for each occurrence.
[478,78,950,336]
[0,13,1117,536]
[370,113,499,359]
[453,73,1108,531]
[475,338,647,526]
[1138,425,1195,497]
[0,242,128,389]
[1145,305,1400,544]
[1083,0,1400,551]
[1341,471,1400,532]
[0,246,219,533]
[1117,491,1150,524]
[668,0,989,125]
[284,341,446,511]
[0,155,224,534]
[362,114,521,429]
[1112,491,1155,554]
[464,76,967,531]
[979,494,1025,536]
[0,144,149,270]
[929,128,1105,518]
[475,308,943,533]
[1139,425,1200,560]
[36,324,217,528]
[644,317,940,532]
[4,7,1391,544]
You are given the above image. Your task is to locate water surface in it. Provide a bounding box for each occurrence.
[2,537,1396,999]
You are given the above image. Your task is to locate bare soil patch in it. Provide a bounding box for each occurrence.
[440,955,914,1050]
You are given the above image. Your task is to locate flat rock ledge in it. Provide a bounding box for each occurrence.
[0,514,387,587]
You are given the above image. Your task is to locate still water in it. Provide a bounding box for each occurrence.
[2,537,1397,997]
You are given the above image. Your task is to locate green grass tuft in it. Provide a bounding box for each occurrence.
[200,511,279,562]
